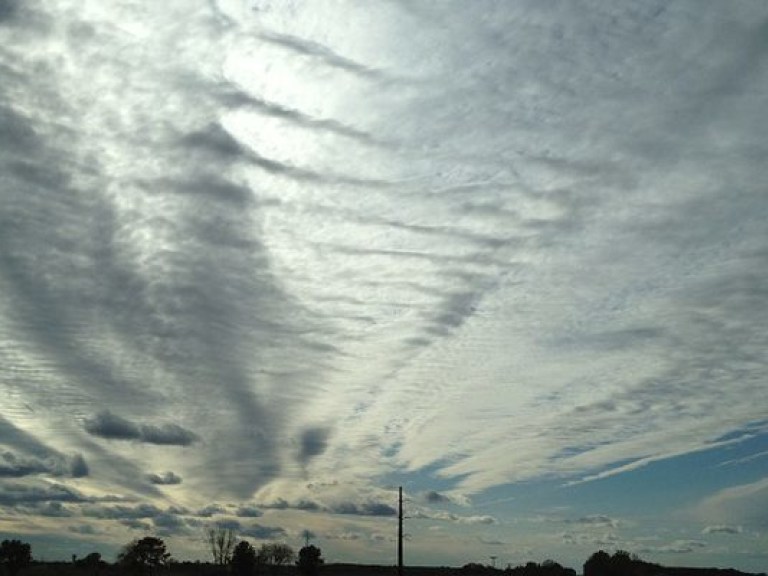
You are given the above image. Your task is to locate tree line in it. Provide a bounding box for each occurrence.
[0,531,324,576]
[3,537,766,576]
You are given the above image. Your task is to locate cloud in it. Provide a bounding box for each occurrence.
[702,525,743,535]
[414,509,498,525]
[147,471,183,485]
[696,476,768,529]
[205,514,287,540]
[258,498,322,512]
[1,0,768,568]
[139,424,199,446]
[298,426,331,466]
[83,411,199,446]
[214,518,242,531]
[21,501,74,518]
[239,524,286,540]
[83,412,141,441]
[68,524,97,535]
[0,451,54,477]
[423,491,451,504]
[330,501,397,517]
[85,503,164,520]
[644,540,708,554]
[154,512,190,534]
[120,519,152,531]
[570,515,620,529]
[325,531,363,541]
[0,451,89,480]
[562,531,619,547]
[70,454,89,478]
[235,505,263,518]
[0,482,93,506]
[196,504,227,517]
[0,0,18,23]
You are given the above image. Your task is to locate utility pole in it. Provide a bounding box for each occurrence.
[398,486,404,576]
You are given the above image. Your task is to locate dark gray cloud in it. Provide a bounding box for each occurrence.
[0,416,66,463]
[196,504,226,517]
[235,505,262,518]
[239,524,286,540]
[153,512,189,535]
[702,525,742,535]
[139,424,199,446]
[147,471,182,485]
[68,524,97,535]
[0,0,18,23]
[258,498,321,512]
[0,482,92,505]
[83,412,140,441]
[331,501,396,517]
[83,411,198,446]
[214,518,242,531]
[84,503,163,520]
[641,540,708,554]
[298,427,331,466]
[208,517,285,539]
[0,451,53,477]
[258,31,384,79]
[18,501,74,518]
[120,519,152,531]
[70,454,89,478]
[423,491,451,504]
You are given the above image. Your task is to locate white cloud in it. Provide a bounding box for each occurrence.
[696,477,768,529]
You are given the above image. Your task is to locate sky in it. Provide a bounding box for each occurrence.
[1,0,767,572]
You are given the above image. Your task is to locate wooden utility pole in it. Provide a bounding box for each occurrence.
[398,486,404,576]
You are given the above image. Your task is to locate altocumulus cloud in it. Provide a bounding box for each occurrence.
[147,471,183,485]
[1,0,768,569]
[84,411,199,446]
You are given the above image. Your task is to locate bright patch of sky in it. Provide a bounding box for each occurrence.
[1,0,767,572]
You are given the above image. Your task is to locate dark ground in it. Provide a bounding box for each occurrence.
[16,562,767,576]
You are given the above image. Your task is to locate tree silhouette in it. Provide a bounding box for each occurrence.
[583,550,610,576]
[118,537,171,575]
[231,541,257,576]
[583,550,649,576]
[207,527,237,566]
[76,552,105,575]
[297,545,324,576]
[0,539,32,576]
[257,543,294,566]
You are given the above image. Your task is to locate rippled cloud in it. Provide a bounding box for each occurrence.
[1,0,767,570]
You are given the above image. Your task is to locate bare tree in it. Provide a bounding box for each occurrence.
[257,543,294,566]
[207,527,237,565]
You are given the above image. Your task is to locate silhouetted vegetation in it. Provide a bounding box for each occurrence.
[74,552,107,575]
[117,537,171,576]
[1,535,766,576]
[206,528,236,566]
[296,545,323,576]
[230,541,257,576]
[584,549,645,576]
[0,539,32,576]
[505,559,575,576]
[257,543,295,567]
